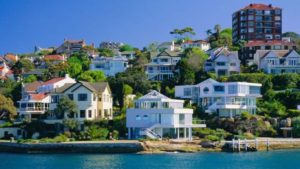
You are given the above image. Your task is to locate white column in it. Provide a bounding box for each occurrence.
[128,128,131,139]
[177,128,180,139]
[189,128,192,141]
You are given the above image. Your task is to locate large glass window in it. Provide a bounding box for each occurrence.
[67,94,73,100]
[80,110,85,118]
[51,95,59,103]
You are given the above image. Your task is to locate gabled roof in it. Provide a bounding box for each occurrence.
[138,90,169,100]
[55,81,110,94]
[197,78,219,85]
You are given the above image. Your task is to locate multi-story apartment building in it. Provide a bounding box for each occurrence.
[145,51,181,81]
[18,74,76,120]
[175,79,262,118]
[99,41,124,51]
[126,90,206,140]
[204,47,240,77]
[89,55,129,77]
[232,4,282,44]
[181,40,210,51]
[257,50,300,74]
[45,81,113,124]
[56,39,86,56]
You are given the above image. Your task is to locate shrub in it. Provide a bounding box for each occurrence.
[87,125,109,140]
[204,135,219,142]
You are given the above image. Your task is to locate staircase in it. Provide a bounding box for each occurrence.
[140,124,162,139]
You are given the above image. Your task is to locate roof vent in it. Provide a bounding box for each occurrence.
[250,4,253,6]
[269,4,272,7]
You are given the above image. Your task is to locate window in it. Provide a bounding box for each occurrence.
[248,15,254,20]
[51,95,59,103]
[160,58,168,62]
[80,110,85,118]
[256,10,263,15]
[93,94,96,101]
[136,115,141,120]
[249,86,260,94]
[216,62,226,66]
[88,110,92,118]
[203,87,209,93]
[68,94,73,100]
[264,10,271,15]
[78,93,87,101]
[214,85,225,92]
[248,28,254,33]
[275,10,281,15]
[228,85,237,94]
[150,102,158,108]
[143,115,149,120]
[230,63,236,66]
[275,16,281,21]
[184,88,192,96]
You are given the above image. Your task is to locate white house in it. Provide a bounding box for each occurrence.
[175,78,262,118]
[18,74,76,120]
[258,50,300,74]
[90,55,129,76]
[181,40,210,51]
[204,47,240,77]
[126,90,206,140]
[145,51,181,81]
[45,81,113,125]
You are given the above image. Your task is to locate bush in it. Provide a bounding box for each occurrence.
[112,130,119,140]
[53,134,68,143]
[204,135,219,142]
[87,125,109,140]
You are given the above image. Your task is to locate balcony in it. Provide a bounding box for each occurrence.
[18,107,49,112]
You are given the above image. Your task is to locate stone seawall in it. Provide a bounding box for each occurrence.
[0,141,144,153]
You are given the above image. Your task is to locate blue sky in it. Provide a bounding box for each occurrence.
[0,0,299,54]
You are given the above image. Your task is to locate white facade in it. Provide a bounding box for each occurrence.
[205,47,240,77]
[18,74,76,120]
[90,56,128,76]
[145,51,181,81]
[181,40,210,51]
[126,90,205,140]
[45,81,113,124]
[258,50,300,74]
[175,78,262,118]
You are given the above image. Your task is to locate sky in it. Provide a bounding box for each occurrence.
[0,0,299,54]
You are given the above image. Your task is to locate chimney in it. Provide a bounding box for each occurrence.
[269,4,272,7]
[250,4,253,7]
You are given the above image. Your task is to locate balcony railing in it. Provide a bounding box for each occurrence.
[192,119,206,124]
[18,107,49,111]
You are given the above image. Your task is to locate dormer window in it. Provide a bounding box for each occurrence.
[203,87,209,93]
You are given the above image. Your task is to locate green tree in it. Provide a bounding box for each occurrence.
[257,100,287,118]
[23,75,37,83]
[87,125,109,140]
[119,44,134,52]
[98,48,114,57]
[123,84,133,96]
[67,63,82,78]
[292,116,300,137]
[12,58,35,74]
[77,70,106,82]
[63,119,79,132]
[170,27,196,43]
[68,52,91,71]
[55,96,77,119]
[0,94,17,121]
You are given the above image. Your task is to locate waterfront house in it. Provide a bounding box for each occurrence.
[258,50,300,74]
[45,81,113,125]
[17,74,76,120]
[90,55,129,76]
[204,47,240,77]
[175,78,262,118]
[126,90,206,140]
[0,61,14,80]
[181,40,210,51]
[145,51,181,81]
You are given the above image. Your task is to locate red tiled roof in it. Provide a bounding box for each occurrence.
[30,93,48,101]
[245,40,296,47]
[240,4,281,11]
[43,77,65,85]
[4,53,18,62]
[44,55,64,61]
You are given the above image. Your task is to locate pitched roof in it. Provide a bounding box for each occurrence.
[29,93,48,101]
[43,77,65,85]
[139,90,169,100]
[183,40,208,44]
[54,81,110,94]
[24,81,44,92]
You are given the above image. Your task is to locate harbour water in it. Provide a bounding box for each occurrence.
[1,150,299,169]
